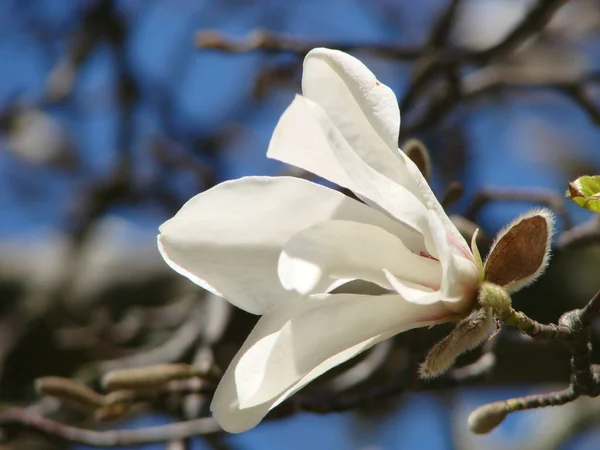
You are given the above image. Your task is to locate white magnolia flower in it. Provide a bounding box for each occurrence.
[157,48,482,433]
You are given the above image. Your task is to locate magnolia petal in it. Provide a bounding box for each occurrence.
[211,332,387,433]
[267,94,356,194]
[159,176,413,315]
[302,48,400,162]
[394,149,473,260]
[383,270,469,326]
[279,220,441,295]
[300,49,433,218]
[270,330,395,408]
[426,211,479,312]
[210,293,450,432]
[384,271,442,305]
[211,394,270,434]
[300,48,472,258]
[268,95,429,238]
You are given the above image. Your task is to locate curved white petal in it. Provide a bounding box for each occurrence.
[270,330,395,409]
[425,211,479,311]
[158,176,418,314]
[302,48,400,158]
[210,292,451,432]
[210,331,387,434]
[301,49,449,214]
[267,95,429,239]
[299,48,472,258]
[278,220,442,295]
[395,149,473,259]
[383,271,441,305]
[267,94,356,194]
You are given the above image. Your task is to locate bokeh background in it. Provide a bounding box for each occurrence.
[1,0,600,448]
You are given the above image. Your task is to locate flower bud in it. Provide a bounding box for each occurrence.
[35,376,104,411]
[484,209,554,293]
[567,175,600,213]
[102,364,194,391]
[468,401,508,434]
[478,282,511,311]
[420,307,496,378]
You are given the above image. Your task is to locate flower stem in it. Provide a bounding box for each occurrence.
[497,307,571,340]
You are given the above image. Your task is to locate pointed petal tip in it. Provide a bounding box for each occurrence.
[210,404,264,434]
[301,46,401,152]
[304,47,337,58]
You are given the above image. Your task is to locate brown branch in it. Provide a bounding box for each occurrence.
[459,71,600,126]
[427,0,463,48]
[579,289,600,327]
[556,215,600,251]
[471,286,600,433]
[43,0,116,104]
[90,300,206,377]
[0,408,220,447]
[469,386,579,434]
[498,307,572,341]
[474,0,569,62]
[196,0,567,65]
[195,29,423,60]
[465,187,573,229]
[401,70,600,138]
[561,83,600,125]
[400,0,568,114]
[193,1,591,145]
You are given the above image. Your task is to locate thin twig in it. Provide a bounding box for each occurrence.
[474,0,569,62]
[578,289,600,327]
[195,29,423,59]
[465,187,572,229]
[471,286,600,433]
[0,408,221,447]
[556,215,600,251]
[91,300,205,376]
